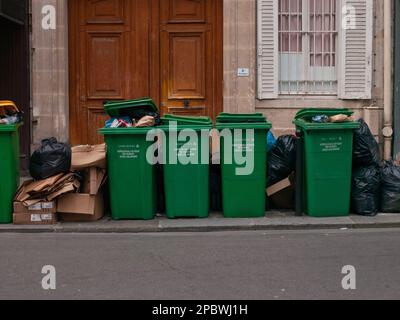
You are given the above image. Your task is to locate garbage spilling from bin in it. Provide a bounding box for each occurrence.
[106,117,133,128]
[311,114,353,124]
[293,109,360,217]
[103,98,161,128]
[100,98,159,220]
[105,115,156,128]
[0,101,22,126]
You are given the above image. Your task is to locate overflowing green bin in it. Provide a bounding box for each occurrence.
[160,115,212,219]
[99,99,158,220]
[217,113,272,218]
[0,124,21,224]
[294,109,360,217]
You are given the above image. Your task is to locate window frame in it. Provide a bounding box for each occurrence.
[257,0,372,101]
[278,0,339,96]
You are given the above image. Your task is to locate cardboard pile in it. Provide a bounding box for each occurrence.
[13,144,107,225]
[15,173,81,205]
[58,144,107,222]
[13,201,58,225]
[13,174,81,225]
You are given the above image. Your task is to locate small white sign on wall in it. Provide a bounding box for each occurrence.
[238,68,250,77]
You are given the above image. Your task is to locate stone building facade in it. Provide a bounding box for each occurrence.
[30,0,390,156]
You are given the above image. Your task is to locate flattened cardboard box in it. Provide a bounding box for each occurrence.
[13,213,58,225]
[71,144,106,170]
[58,192,104,222]
[14,174,80,205]
[81,167,106,195]
[266,174,296,210]
[13,201,57,214]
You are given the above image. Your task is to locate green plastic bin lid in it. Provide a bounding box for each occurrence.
[162,114,213,126]
[103,98,158,118]
[293,108,359,131]
[294,108,354,121]
[99,126,157,136]
[217,113,268,124]
[0,123,23,132]
[216,113,271,130]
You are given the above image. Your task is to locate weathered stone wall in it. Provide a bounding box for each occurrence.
[31,0,68,148]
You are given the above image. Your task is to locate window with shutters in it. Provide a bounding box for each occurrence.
[279,0,338,95]
[257,0,373,100]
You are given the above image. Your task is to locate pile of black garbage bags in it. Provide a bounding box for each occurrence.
[266,119,400,216]
[351,119,400,216]
[351,120,381,216]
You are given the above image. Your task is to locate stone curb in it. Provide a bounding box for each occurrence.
[0,213,399,234]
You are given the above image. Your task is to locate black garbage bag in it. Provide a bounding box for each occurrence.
[381,161,400,213]
[351,165,381,216]
[267,135,297,187]
[29,138,72,180]
[353,119,381,167]
[132,111,161,126]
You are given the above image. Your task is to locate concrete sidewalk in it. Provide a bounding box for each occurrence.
[1,211,400,233]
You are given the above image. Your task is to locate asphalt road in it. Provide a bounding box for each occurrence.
[0,229,399,300]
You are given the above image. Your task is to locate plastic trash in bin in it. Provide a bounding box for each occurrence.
[99,98,160,220]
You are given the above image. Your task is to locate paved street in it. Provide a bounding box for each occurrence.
[1,229,400,300]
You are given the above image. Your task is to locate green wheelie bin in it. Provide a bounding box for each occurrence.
[294,109,360,217]
[0,123,21,224]
[160,115,212,219]
[217,113,272,218]
[99,98,159,220]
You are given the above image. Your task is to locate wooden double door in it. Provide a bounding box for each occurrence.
[69,0,223,145]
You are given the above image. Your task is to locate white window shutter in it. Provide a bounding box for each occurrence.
[338,0,373,100]
[257,0,278,99]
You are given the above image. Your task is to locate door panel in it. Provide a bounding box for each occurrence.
[69,0,149,145]
[159,0,220,118]
[86,33,125,99]
[84,0,126,24]
[168,0,206,22]
[69,0,222,144]
[169,31,206,99]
